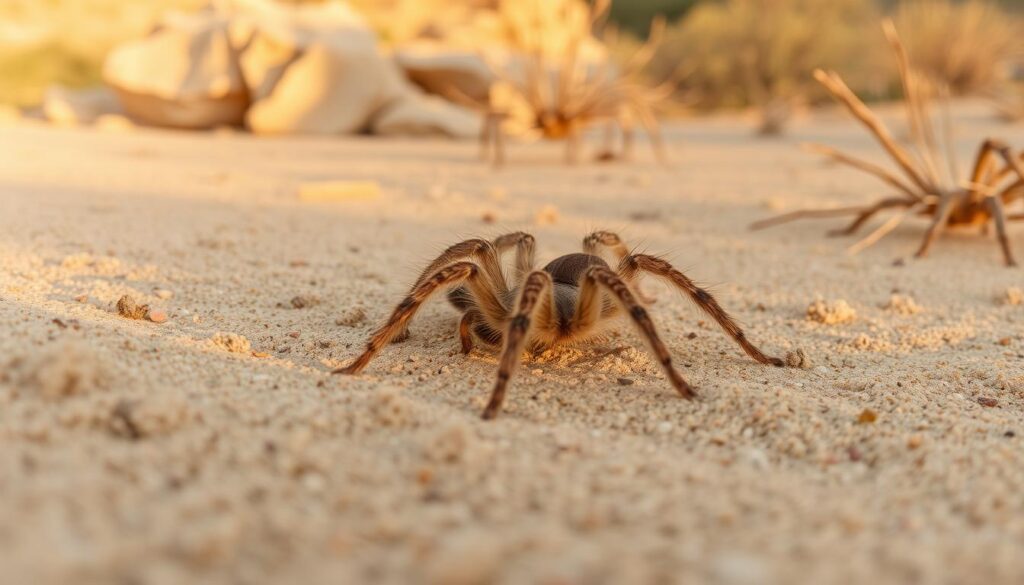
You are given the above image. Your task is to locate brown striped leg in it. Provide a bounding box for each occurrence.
[482,271,553,420]
[582,267,695,399]
[493,232,536,283]
[583,231,658,304]
[335,262,491,375]
[459,311,478,355]
[393,239,508,342]
[987,195,1019,267]
[620,254,785,367]
[914,194,955,258]
[583,230,630,263]
[828,197,913,236]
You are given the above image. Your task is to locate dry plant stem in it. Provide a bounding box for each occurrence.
[337,231,785,419]
[804,144,920,200]
[847,205,922,255]
[755,23,1024,266]
[814,69,934,194]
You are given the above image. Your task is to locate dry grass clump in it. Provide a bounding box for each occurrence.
[458,0,674,165]
[893,0,1022,95]
[753,21,1024,266]
[653,0,883,135]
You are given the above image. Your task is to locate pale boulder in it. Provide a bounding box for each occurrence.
[394,43,495,102]
[42,86,122,126]
[245,39,407,135]
[372,93,481,139]
[103,11,249,129]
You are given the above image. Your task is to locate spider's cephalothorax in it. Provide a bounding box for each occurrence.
[751,22,1024,266]
[334,231,786,420]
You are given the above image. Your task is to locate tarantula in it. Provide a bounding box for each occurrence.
[456,0,673,167]
[333,231,785,420]
[752,21,1024,266]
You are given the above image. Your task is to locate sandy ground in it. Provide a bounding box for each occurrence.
[1,103,1023,585]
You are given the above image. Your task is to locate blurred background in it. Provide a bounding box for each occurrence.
[2,0,1023,135]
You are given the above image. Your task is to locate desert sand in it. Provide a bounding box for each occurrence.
[1,102,1023,585]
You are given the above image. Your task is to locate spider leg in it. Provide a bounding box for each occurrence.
[493,232,536,283]
[914,194,956,259]
[581,267,695,399]
[459,311,479,355]
[619,254,785,367]
[987,195,1019,267]
[582,230,630,263]
[483,271,554,419]
[828,197,914,237]
[582,231,658,304]
[393,239,508,342]
[335,262,498,374]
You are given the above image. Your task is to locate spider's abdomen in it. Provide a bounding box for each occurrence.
[543,253,609,286]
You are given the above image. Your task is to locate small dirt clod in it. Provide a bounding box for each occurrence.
[116,295,149,320]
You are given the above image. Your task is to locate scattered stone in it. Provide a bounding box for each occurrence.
[1002,287,1023,306]
[978,397,999,408]
[806,298,856,325]
[534,205,560,225]
[109,395,193,440]
[785,349,810,368]
[907,434,924,450]
[210,332,252,354]
[116,295,149,320]
[290,295,321,309]
[617,377,635,386]
[74,294,89,303]
[481,212,496,224]
[847,446,863,462]
[5,341,112,400]
[147,309,169,324]
[336,307,367,327]
[857,409,877,424]
[153,289,174,300]
[883,294,922,315]
[998,337,1012,346]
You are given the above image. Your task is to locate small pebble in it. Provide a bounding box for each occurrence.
[907,434,924,450]
[857,409,877,424]
[74,294,88,303]
[978,397,998,408]
[116,295,149,320]
[147,309,168,324]
[153,289,174,300]
[617,377,634,386]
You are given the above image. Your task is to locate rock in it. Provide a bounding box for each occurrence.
[43,86,122,126]
[371,93,481,138]
[210,332,252,354]
[103,10,249,129]
[806,299,856,325]
[246,38,406,135]
[394,43,495,102]
[116,295,149,320]
[147,309,169,324]
[4,342,113,400]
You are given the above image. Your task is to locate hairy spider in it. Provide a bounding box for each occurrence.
[333,231,785,420]
[751,21,1024,266]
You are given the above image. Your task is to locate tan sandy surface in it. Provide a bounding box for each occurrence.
[1,104,1023,585]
